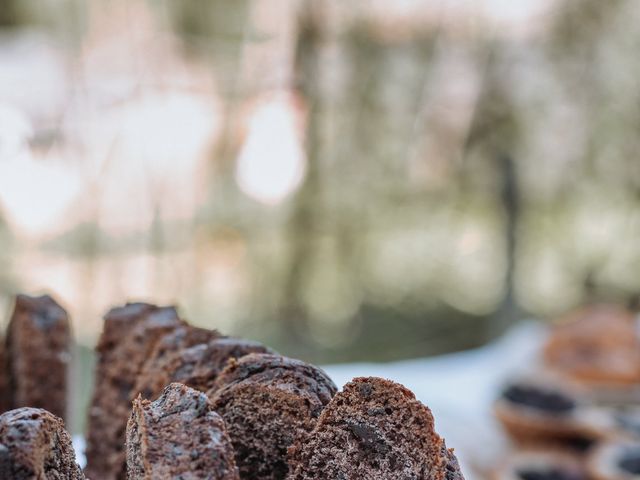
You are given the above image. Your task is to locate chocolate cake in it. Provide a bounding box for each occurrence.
[287,376,464,480]
[131,324,220,400]
[0,407,84,479]
[134,336,273,401]
[6,294,71,420]
[85,302,184,480]
[126,383,239,479]
[208,353,337,480]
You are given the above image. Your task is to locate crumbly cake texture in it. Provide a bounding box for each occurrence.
[135,336,274,401]
[126,383,239,480]
[0,407,84,479]
[132,325,221,401]
[84,303,184,480]
[209,353,338,480]
[6,294,71,420]
[287,377,465,480]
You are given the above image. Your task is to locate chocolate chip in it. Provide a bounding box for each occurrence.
[359,383,373,398]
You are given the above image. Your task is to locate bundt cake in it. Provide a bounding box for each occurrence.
[6,294,71,420]
[84,303,183,480]
[126,383,239,479]
[0,407,84,479]
[209,353,337,480]
[287,376,465,480]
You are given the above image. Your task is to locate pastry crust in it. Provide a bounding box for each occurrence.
[544,305,640,386]
[494,377,604,447]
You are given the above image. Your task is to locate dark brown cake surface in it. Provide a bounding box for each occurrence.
[126,383,239,479]
[132,325,222,400]
[84,303,183,480]
[140,324,221,371]
[134,335,273,401]
[287,376,465,480]
[0,407,84,479]
[209,353,337,480]
[6,294,71,420]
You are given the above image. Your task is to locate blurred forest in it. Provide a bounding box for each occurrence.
[1,0,640,366]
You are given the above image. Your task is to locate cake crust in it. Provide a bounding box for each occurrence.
[6,294,71,420]
[133,331,271,402]
[84,303,183,480]
[287,377,465,480]
[126,383,239,479]
[0,407,84,479]
[209,353,337,480]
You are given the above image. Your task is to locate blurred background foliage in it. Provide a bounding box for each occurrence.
[1,0,640,369]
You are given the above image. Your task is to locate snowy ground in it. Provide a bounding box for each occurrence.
[74,321,547,478]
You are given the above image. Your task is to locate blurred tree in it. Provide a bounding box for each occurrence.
[279,0,327,344]
[463,55,523,334]
[0,0,21,26]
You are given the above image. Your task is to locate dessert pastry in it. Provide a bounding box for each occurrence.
[287,376,465,480]
[493,449,586,480]
[494,377,601,448]
[126,383,239,480]
[0,407,84,479]
[588,441,640,480]
[6,294,71,420]
[544,305,640,387]
[134,336,273,401]
[208,353,337,480]
[85,302,184,480]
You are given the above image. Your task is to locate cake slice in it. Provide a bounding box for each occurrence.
[287,377,465,480]
[132,324,221,400]
[126,383,239,479]
[208,353,337,480]
[0,407,84,479]
[134,336,273,401]
[6,294,71,420]
[85,303,184,480]
[137,325,221,386]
